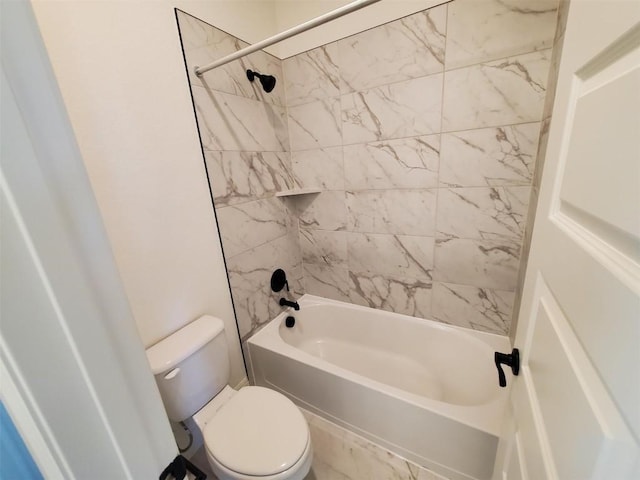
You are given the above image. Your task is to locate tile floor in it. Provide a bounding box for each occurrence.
[188,409,448,480]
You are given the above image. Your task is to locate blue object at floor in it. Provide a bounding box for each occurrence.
[0,401,44,480]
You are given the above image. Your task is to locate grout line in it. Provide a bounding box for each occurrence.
[282,120,543,153]
[284,45,553,110]
[431,1,449,322]
[225,230,294,263]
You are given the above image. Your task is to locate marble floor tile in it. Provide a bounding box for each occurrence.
[432,281,515,335]
[284,42,340,106]
[303,409,449,480]
[445,0,558,70]
[187,406,450,480]
[305,458,351,480]
[205,151,292,207]
[436,186,530,242]
[439,123,540,187]
[434,237,520,291]
[191,409,450,479]
[344,135,440,191]
[442,50,551,132]
[346,189,437,236]
[338,6,446,93]
[341,74,443,144]
[292,147,345,191]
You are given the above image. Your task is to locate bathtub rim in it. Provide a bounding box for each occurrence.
[249,294,512,436]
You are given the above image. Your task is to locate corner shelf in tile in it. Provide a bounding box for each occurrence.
[275,188,321,198]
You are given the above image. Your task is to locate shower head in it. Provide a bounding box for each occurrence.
[246,69,276,93]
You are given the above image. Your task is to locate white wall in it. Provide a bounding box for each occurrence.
[30,0,280,386]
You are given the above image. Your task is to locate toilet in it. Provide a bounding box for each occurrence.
[146,315,312,480]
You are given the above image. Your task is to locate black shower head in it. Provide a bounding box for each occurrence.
[246,69,276,93]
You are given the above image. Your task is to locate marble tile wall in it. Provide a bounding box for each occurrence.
[176,11,303,345]
[284,0,559,335]
[177,1,560,343]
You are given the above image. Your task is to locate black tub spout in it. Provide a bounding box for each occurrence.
[279,298,300,311]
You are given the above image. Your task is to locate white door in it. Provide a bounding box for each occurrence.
[493,0,640,479]
[1,2,177,477]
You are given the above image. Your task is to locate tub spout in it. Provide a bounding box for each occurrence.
[279,298,300,311]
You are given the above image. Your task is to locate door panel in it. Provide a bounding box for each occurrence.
[529,293,602,480]
[510,272,637,479]
[543,226,640,438]
[559,38,640,244]
[530,278,630,479]
[510,380,551,479]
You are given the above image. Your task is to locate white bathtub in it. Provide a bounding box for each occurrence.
[247,295,512,480]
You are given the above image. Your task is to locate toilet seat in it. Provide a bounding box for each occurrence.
[206,436,312,480]
[203,386,311,479]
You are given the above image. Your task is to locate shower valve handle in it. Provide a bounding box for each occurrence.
[494,348,520,387]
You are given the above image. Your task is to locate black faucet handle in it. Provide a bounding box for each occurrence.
[494,348,520,387]
[279,298,300,311]
[271,269,289,292]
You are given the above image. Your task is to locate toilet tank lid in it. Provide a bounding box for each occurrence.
[146,315,224,374]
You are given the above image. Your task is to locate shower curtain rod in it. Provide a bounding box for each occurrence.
[194,0,382,76]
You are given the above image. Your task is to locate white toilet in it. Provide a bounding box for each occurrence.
[146,315,312,480]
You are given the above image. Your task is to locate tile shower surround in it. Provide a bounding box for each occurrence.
[177,10,302,345]
[177,0,559,343]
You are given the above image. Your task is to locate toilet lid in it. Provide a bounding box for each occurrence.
[203,386,308,476]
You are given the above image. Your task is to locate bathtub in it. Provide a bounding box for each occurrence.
[247,295,512,480]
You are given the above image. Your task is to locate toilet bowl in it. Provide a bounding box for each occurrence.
[145,315,312,480]
[193,386,312,480]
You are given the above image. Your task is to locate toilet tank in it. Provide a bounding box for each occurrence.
[145,315,230,422]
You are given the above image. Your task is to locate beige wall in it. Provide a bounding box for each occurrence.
[29,0,280,385]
